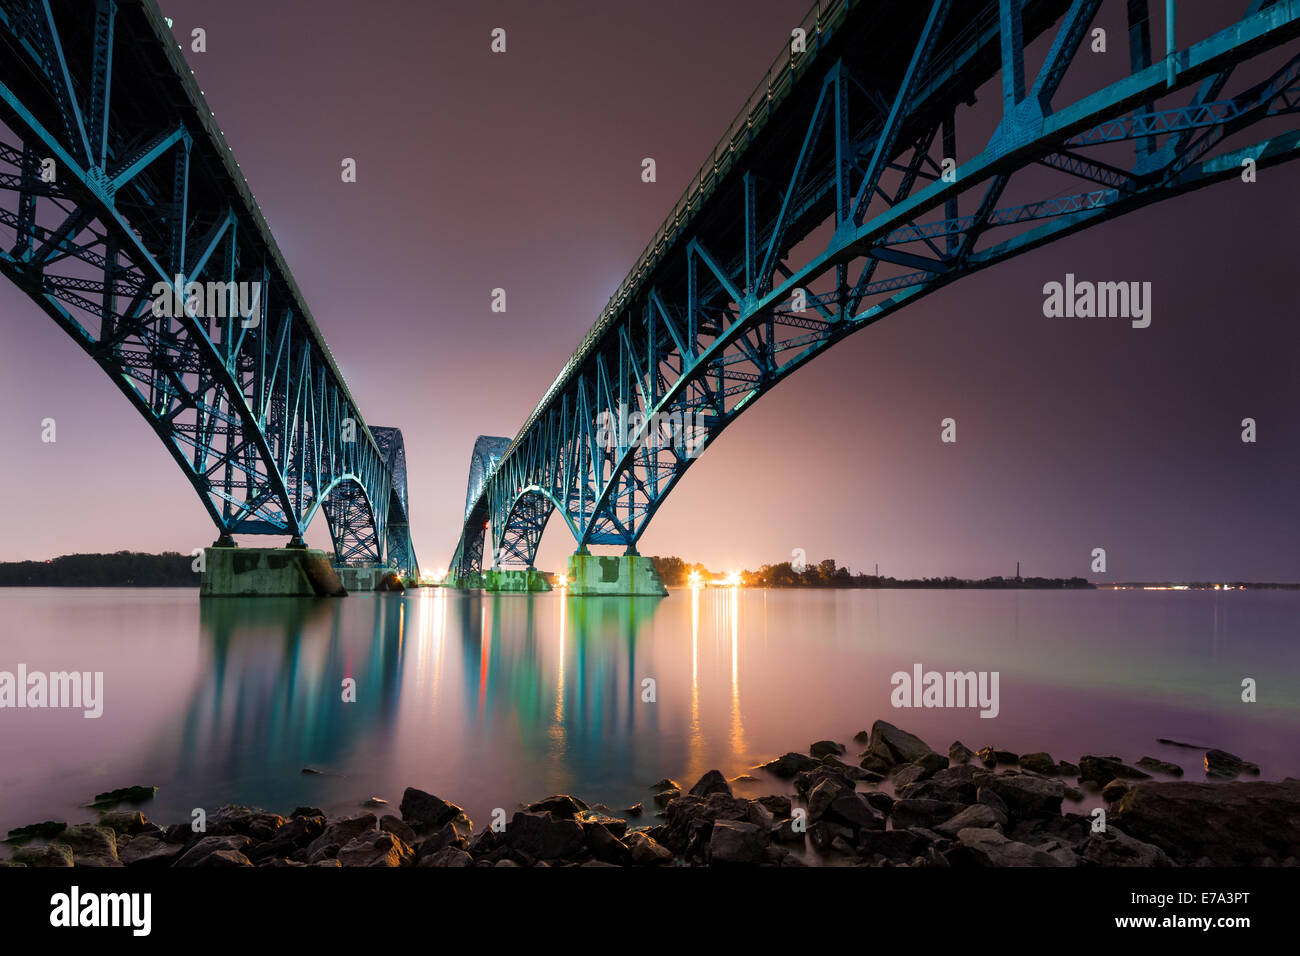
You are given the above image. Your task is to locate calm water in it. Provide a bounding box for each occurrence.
[1,586,1298,836]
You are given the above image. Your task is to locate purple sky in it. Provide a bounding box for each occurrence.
[0,0,1297,581]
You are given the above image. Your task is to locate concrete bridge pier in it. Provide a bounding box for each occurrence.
[565,550,667,597]
[443,570,485,590]
[200,543,347,597]
[483,568,551,592]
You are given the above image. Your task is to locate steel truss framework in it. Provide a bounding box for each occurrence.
[0,0,417,575]
[453,0,1300,574]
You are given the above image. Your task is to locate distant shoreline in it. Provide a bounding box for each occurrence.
[2,551,1297,590]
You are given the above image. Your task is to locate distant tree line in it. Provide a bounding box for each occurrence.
[650,555,1093,589]
[0,551,199,586]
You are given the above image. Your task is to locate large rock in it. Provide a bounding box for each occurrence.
[1204,749,1260,779]
[762,753,821,778]
[626,831,674,865]
[418,846,472,867]
[337,831,414,867]
[399,789,464,831]
[936,803,1006,837]
[504,811,585,861]
[1078,755,1150,787]
[1136,756,1183,777]
[890,798,966,830]
[900,763,979,803]
[1080,827,1174,867]
[949,741,974,764]
[52,824,121,867]
[979,774,1065,818]
[709,820,767,866]
[12,844,73,867]
[1018,752,1056,775]
[119,835,185,868]
[526,795,589,818]
[866,721,934,767]
[175,835,252,868]
[689,770,732,799]
[1113,780,1300,865]
[305,813,378,861]
[955,827,1068,867]
[810,740,846,759]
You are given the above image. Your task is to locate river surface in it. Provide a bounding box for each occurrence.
[0,586,1297,836]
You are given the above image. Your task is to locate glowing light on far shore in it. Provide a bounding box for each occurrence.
[725,570,742,587]
[557,574,569,588]
[688,570,703,589]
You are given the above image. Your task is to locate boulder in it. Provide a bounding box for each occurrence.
[649,778,681,792]
[399,789,464,831]
[526,795,589,818]
[955,827,1068,867]
[762,753,821,778]
[936,803,1007,837]
[1018,752,1056,775]
[1080,827,1174,867]
[418,846,472,867]
[1135,756,1183,777]
[709,819,767,865]
[900,763,979,804]
[96,811,149,836]
[337,831,414,867]
[977,774,1064,818]
[584,823,632,865]
[810,740,846,759]
[12,843,73,867]
[199,849,253,867]
[52,824,120,867]
[118,835,185,868]
[976,747,1017,767]
[504,811,585,861]
[1078,755,1150,787]
[949,741,974,764]
[826,792,885,831]
[1113,780,1300,865]
[689,770,733,799]
[1204,749,1260,779]
[890,798,966,830]
[90,785,157,808]
[305,813,377,860]
[866,721,934,766]
[626,831,673,865]
[175,835,251,868]
[1101,779,1129,803]
[379,815,417,844]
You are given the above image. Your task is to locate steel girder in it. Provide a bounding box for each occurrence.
[453,0,1300,574]
[0,0,417,576]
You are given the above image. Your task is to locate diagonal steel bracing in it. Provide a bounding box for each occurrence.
[452,0,1300,575]
[0,0,417,575]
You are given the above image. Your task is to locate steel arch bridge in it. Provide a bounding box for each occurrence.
[451,0,1300,576]
[0,0,417,576]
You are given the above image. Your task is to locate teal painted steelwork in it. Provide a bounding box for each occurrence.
[0,0,417,576]
[453,0,1300,574]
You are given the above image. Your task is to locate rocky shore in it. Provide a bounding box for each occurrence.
[4,721,1298,868]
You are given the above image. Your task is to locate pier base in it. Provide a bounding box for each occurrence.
[565,552,667,597]
[200,547,347,597]
[443,570,485,590]
[483,568,552,592]
[336,565,402,592]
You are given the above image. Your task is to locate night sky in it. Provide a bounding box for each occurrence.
[0,0,1297,581]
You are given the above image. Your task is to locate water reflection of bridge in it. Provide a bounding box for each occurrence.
[177,586,756,813]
